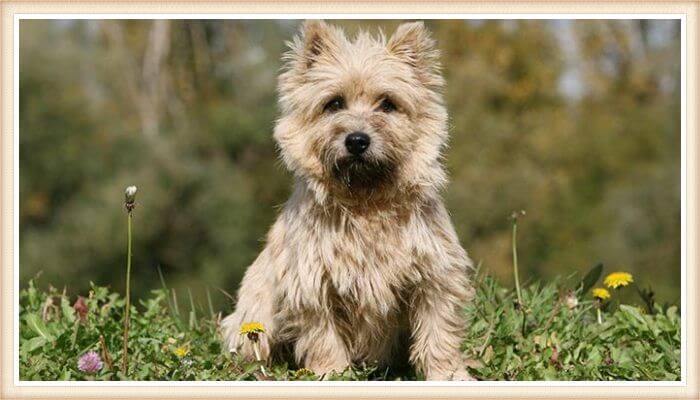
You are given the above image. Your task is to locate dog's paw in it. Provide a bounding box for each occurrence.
[226,332,271,362]
[235,336,271,362]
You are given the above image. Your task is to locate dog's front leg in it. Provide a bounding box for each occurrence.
[409,280,473,380]
[222,246,277,362]
[295,318,350,377]
[409,207,474,380]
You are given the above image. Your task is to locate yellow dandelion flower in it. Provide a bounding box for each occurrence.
[240,322,266,335]
[173,346,189,358]
[591,288,611,301]
[604,272,634,289]
[294,368,314,378]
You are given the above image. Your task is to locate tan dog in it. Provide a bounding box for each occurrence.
[222,20,473,380]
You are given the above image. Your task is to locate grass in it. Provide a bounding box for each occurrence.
[19,271,680,381]
[18,192,680,381]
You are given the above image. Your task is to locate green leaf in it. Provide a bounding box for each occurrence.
[23,336,47,354]
[620,305,649,329]
[60,370,72,380]
[666,306,678,321]
[61,297,76,324]
[25,313,55,341]
[578,263,603,294]
[27,280,39,308]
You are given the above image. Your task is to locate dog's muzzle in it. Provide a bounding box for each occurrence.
[332,155,394,190]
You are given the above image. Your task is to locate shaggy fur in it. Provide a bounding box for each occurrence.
[222,20,474,380]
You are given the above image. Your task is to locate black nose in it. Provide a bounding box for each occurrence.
[345,132,371,155]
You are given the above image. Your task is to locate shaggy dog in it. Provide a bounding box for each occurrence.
[222,20,473,380]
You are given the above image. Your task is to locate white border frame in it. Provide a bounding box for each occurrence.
[12,13,688,389]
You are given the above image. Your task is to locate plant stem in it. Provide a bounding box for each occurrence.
[122,211,132,375]
[596,307,603,324]
[100,334,115,371]
[512,218,523,306]
[252,341,267,376]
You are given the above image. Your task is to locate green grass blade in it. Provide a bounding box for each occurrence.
[206,287,215,319]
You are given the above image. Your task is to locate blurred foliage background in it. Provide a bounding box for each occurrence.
[20,20,681,310]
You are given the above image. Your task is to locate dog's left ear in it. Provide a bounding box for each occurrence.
[387,21,443,88]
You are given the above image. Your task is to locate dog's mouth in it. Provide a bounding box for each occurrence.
[332,156,395,190]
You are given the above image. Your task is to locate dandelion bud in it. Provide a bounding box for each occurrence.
[73,296,88,322]
[124,185,137,212]
[125,186,137,202]
[509,209,526,221]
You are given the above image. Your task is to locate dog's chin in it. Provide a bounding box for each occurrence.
[331,156,395,192]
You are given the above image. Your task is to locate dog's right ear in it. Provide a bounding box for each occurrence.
[284,20,342,72]
[387,21,443,89]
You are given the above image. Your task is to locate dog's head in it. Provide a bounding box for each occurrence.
[274,20,448,206]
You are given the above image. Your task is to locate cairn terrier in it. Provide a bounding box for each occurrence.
[223,20,473,380]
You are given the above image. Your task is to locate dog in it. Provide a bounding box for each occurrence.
[222,20,474,381]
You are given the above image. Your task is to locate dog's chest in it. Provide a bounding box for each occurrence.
[285,209,423,316]
[332,218,417,305]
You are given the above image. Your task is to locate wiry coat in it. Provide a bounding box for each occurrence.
[222,20,474,380]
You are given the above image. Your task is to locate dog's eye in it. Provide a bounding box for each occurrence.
[323,96,345,113]
[379,98,397,113]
